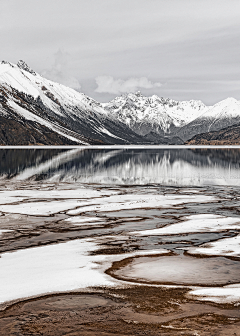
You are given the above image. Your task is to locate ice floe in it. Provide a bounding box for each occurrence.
[0,229,11,235]
[187,234,240,258]
[0,188,117,205]
[132,214,240,236]
[189,284,240,304]
[0,200,85,216]
[0,188,120,215]
[64,216,105,226]
[67,194,216,215]
[0,238,169,304]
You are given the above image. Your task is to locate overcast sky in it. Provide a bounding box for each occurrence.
[1,0,240,104]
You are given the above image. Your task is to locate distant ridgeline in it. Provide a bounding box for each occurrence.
[1,60,240,145]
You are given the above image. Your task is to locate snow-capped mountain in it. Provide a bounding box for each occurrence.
[176,97,240,141]
[1,60,240,145]
[102,92,207,136]
[0,60,150,145]
[103,92,240,142]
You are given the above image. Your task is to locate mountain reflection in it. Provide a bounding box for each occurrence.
[1,148,240,186]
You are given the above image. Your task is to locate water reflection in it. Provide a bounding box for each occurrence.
[1,148,240,185]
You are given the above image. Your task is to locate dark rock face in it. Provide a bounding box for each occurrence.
[2,60,240,145]
[17,60,36,76]
[0,116,80,145]
[185,123,240,145]
[177,117,240,141]
[143,131,184,145]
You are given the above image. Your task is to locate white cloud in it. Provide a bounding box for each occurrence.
[95,76,162,95]
[41,49,81,91]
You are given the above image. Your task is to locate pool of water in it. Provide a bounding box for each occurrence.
[113,254,240,286]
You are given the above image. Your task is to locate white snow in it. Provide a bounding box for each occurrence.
[0,200,86,216]
[0,229,11,235]
[64,216,105,226]
[187,234,240,258]
[104,93,208,133]
[7,100,87,145]
[131,214,240,236]
[97,127,123,140]
[2,62,240,141]
[0,188,117,205]
[0,62,104,117]
[189,284,240,304]
[180,189,200,193]
[67,194,215,215]
[0,188,209,217]
[201,97,240,121]
[0,238,169,304]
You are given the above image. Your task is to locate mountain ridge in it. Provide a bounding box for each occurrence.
[1,60,240,145]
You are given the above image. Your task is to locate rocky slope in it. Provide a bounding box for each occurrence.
[185,122,240,145]
[1,60,240,145]
[177,98,240,141]
[103,92,240,142]
[0,61,155,145]
[102,92,207,136]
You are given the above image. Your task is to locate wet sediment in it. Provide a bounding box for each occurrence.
[0,183,240,335]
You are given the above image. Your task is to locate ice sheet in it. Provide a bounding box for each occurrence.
[0,188,117,205]
[0,230,11,235]
[132,214,240,236]
[0,188,119,215]
[0,239,169,304]
[67,195,216,215]
[189,284,240,304]
[114,254,240,286]
[187,234,240,257]
[64,216,105,226]
[0,200,84,216]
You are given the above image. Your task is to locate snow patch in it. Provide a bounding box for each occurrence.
[132,214,240,236]
[187,234,240,258]
[67,195,216,215]
[189,284,240,304]
[0,238,169,304]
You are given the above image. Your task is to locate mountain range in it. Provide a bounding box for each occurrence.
[0,60,240,145]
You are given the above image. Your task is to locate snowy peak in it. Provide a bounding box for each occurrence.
[176,97,240,141]
[1,59,240,145]
[202,97,240,119]
[102,91,207,135]
[17,60,36,76]
[0,60,151,145]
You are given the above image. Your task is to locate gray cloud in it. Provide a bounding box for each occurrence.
[41,50,81,91]
[95,76,162,94]
[1,0,240,103]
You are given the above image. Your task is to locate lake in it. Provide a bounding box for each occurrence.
[1,147,240,185]
[0,147,240,335]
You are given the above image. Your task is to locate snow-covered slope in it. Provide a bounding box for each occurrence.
[102,92,207,136]
[0,61,147,145]
[1,60,240,145]
[177,97,240,141]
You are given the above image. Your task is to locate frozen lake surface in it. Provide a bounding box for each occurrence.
[113,254,240,286]
[0,148,240,309]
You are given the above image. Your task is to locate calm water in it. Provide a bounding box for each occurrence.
[1,148,240,185]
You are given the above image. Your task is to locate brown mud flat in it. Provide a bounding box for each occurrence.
[0,183,240,335]
[0,287,240,336]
